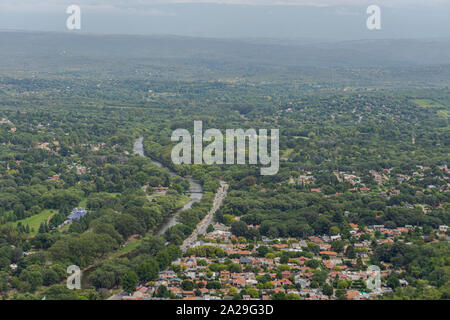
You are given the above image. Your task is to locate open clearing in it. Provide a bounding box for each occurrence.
[14,209,57,235]
[412,99,445,108]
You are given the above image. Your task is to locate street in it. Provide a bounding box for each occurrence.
[180,180,229,253]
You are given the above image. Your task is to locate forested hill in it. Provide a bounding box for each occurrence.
[1,31,450,85]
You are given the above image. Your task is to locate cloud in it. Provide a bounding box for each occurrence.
[0,0,447,18]
[152,0,448,5]
[0,0,448,10]
[0,1,178,15]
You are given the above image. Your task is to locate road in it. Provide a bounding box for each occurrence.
[180,180,229,253]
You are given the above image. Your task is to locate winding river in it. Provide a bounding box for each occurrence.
[133,137,203,235]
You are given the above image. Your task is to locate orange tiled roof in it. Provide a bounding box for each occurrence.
[319,251,338,256]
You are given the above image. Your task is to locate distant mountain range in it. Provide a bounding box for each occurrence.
[0,31,449,85]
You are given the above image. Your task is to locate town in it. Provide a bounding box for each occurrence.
[124,220,448,300]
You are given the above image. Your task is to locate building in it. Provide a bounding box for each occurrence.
[67,207,88,221]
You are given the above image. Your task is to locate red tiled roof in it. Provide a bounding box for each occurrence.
[319,251,338,256]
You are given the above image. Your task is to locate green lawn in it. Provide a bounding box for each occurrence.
[176,195,191,207]
[282,148,294,158]
[78,197,88,208]
[437,109,449,119]
[412,99,445,109]
[14,209,57,235]
[109,235,149,259]
[412,99,448,119]
[116,239,142,256]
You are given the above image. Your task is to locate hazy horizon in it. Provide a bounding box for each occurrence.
[0,1,449,40]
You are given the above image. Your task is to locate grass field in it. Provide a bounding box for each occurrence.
[176,195,191,207]
[437,109,449,119]
[115,238,142,257]
[412,99,449,119]
[78,197,88,208]
[412,99,445,108]
[14,209,57,235]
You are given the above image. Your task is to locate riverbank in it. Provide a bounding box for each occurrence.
[133,137,203,236]
[107,137,227,300]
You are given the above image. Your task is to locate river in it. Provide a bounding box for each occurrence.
[133,137,203,235]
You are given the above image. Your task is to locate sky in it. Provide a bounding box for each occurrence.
[0,0,449,39]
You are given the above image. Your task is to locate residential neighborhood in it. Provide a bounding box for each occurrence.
[123,220,449,300]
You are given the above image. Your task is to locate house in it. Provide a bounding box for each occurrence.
[290,242,302,250]
[360,187,371,193]
[273,278,292,287]
[345,290,361,300]
[319,251,338,257]
[272,243,289,250]
[169,278,182,286]
[297,240,308,247]
[182,291,195,297]
[294,277,310,288]
[261,236,270,244]
[169,287,182,297]
[48,175,61,182]
[239,257,252,265]
[67,207,88,221]
[246,279,258,286]
[133,286,152,299]
[308,236,322,244]
[323,260,336,270]
[233,278,246,287]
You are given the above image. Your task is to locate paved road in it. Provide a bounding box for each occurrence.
[180,181,229,253]
[107,292,127,300]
